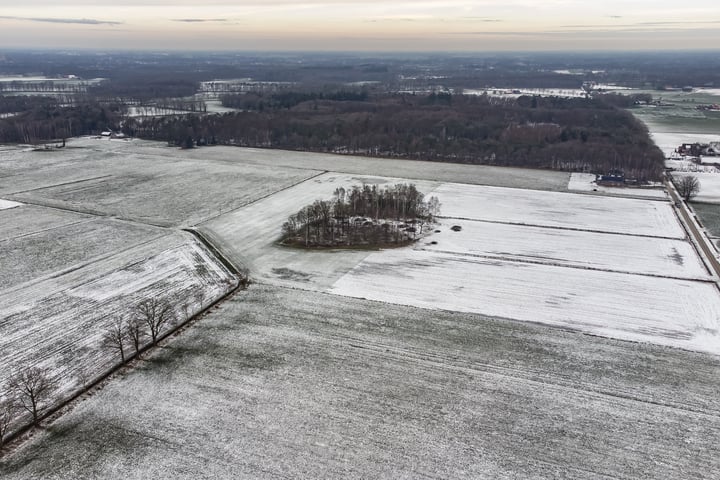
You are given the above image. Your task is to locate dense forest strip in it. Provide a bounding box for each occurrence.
[0,92,665,181]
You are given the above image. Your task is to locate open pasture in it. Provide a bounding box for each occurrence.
[2,284,719,479]
[433,182,685,238]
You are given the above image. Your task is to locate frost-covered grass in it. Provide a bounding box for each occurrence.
[0,232,237,434]
[423,219,709,279]
[2,284,720,479]
[0,140,323,227]
[0,205,165,289]
[567,172,667,199]
[433,182,684,238]
[330,249,720,355]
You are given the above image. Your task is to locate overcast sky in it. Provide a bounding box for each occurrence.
[0,0,718,51]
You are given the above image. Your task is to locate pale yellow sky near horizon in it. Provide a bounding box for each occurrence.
[0,0,718,51]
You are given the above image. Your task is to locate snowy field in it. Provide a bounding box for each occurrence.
[423,219,709,280]
[0,199,22,209]
[433,183,684,238]
[0,231,237,432]
[567,172,667,199]
[0,142,322,227]
[330,249,720,355]
[3,284,719,479]
[199,172,438,289]
[0,204,166,289]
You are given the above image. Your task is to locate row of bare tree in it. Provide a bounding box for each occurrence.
[0,294,211,451]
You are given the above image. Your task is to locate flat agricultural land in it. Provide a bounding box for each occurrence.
[0,231,236,410]
[2,285,719,479]
[2,138,720,478]
[198,161,719,355]
[433,183,685,238]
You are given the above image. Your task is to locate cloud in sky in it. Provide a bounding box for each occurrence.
[0,15,122,25]
[0,0,718,50]
[172,19,229,23]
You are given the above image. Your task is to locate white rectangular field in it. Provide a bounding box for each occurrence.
[330,249,720,355]
[433,183,685,238]
[423,219,710,280]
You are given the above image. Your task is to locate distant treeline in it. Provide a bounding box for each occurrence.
[0,96,122,143]
[128,92,665,181]
[220,90,369,111]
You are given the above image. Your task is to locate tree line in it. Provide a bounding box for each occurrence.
[0,90,665,181]
[0,290,223,452]
[281,183,440,247]
[130,92,666,181]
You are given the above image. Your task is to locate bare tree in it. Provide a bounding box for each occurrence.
[194,290,207,310]
[0,398,17,448]
[675,175,701,201]
[124,317,145,357]
[136,298,174,345]
[102,318,128,363]
[7,367,58,426]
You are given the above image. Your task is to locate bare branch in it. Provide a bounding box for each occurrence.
[7,367,58,426]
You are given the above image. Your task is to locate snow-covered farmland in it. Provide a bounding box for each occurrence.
[0,198,22,209]
[0,141,324,227]
[0,205,166,289]
[330,249,720,355]
[0,231,237,430]
[3,284,720,479]
[434,182,684,238]
[567,172,667,199]
[424,219,709,280]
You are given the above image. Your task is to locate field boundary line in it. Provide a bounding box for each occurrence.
[415,247,716,283]
[3,175,113,196]
[0,246,245,455]
[436,216,686,240]
[193,170,329,227]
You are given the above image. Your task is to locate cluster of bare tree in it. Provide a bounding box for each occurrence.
[282,183,440,247]
[102,298,182,364]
